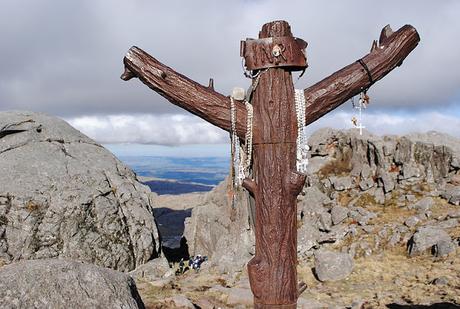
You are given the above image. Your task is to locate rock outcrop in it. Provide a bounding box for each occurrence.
[0,259,145,309]
[182,128,460,274]
[0,111,160,271]
[183,179,255,272]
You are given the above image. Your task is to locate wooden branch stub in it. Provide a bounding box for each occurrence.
[242,178,257,196]
[208,78,214,91]
[286,171,307,196]
[121,47,248,139]
[379,24,394,46]
[304,24,420,126]
[370,40,378,52]
[120,67,135,81]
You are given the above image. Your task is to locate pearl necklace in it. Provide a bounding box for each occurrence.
[295,89,309,174]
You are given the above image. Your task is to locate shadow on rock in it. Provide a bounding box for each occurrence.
[153,207,192,263]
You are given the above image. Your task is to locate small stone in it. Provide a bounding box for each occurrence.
[441,187,460,206]
[360,165,373,179]
[226,287,253,306]
[450,174,460,186]
[374,188,385,204]
[331,205,349,225]
[401,163,423,180]
[430,218,459,230]
[359,179,374,191]
[405,215,422,228]
[298,220,320,255]
[318,225,350,244]
[193,298,216,309]
[329,176,353,191]
[388,232,401,246]
[318,212,332,232]
[147,278,172,289]
[314,250,354,282]
[351,299,365,309]
[349,207,376,226]
[410,197,434,212]
[362,225,374,233]
[379,171,395,193]
[297,297,327,309]
[448,210,460,218]
[378,227,388,239]
[129,257,171,282]
[432,276,449,285]
[165,295,195,309]
[436,239,456,257]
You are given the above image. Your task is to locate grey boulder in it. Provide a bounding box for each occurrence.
[314,250,354,282]
[408,226,456,257]
[0,259,145,309]
[441,186,460,206]
[0,111,160,271]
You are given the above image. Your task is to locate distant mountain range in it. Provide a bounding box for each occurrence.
[118,156,229,195]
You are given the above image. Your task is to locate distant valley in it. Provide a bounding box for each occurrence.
[119,156,229,195]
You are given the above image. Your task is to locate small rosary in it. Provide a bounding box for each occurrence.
[351,91,370,135]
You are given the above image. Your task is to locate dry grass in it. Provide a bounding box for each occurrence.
[137,180,460,308]
[25,200,40,212]
[318,147,353,179]
[297,248,460,308]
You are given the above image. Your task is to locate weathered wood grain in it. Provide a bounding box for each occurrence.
[247,20,305,308]
[122,47,248,139]
[121,24,419,139]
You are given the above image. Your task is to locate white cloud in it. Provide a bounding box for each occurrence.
[67,114,227,146]
[306,110,460,139]
[67,110,460,146]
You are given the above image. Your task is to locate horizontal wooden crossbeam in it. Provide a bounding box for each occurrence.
[121,24,419,140]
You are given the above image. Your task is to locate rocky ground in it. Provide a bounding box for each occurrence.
[1,112,459,308]
[134,194,460,308]
[137,128,460,308]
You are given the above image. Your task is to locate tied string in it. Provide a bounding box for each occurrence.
[357,58,374,92]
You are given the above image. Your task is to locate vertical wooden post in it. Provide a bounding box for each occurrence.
[246,20,306,308]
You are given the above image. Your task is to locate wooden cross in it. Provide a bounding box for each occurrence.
[121,20,419,308]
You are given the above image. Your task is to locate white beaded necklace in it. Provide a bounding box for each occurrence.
[294,89,309,174]
[231,72,308,188]
[230,94,254,186]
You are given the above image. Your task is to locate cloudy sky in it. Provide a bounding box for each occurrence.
[1,0,459,156]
